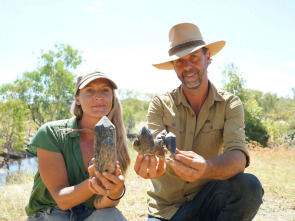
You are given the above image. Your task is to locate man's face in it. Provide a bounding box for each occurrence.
[172,48,210,89]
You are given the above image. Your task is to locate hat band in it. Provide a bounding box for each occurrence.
[168,40,206,56]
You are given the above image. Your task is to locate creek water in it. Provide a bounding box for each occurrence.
[0,157,38,187]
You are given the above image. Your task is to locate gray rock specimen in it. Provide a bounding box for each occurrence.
[133,127,176,161]
[94,116,116,174]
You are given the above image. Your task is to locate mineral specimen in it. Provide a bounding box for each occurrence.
[94,116,116,174]
[133,127,176,160]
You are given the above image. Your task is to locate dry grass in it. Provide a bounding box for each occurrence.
[246,147,295,221]
[117,148,149,221]
[1,147,295,220]
[0,182,32,220]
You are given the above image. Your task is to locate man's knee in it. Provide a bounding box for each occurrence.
[229,173,264,203]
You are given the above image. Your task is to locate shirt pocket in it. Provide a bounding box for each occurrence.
[163,114,185,154]
[197,121,224,158]
[163,115,184,137]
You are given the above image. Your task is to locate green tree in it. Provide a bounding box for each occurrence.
[0,89,29,164]
[18,43,82,126]
[118,90,154,134]
[222,62,248,103]
[244,96,269,146]
[221,62,269,146]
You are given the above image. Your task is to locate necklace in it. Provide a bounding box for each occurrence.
[80,136,93,166]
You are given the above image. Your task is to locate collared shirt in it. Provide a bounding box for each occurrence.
[25,117,96,216]
[146,81,249,220]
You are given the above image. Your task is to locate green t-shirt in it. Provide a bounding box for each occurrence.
[25,117,96,216]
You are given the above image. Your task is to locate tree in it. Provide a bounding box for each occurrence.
[222,62,248,103]
[17,43,82,126]
[244,96,269,146]
[221,62,269,146]
[0,88,29,165]
[118,89,154,134]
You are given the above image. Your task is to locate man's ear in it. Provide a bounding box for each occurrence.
[206,50,211,65]
[75,96,81,105]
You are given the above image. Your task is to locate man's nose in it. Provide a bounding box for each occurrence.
[183,60,193,70]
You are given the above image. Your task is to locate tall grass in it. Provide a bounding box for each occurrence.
[1,147,295,220]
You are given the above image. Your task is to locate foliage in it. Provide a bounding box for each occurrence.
[222,62,248,103]
[0,44,82,162]
[118,89,155,134]
[244,96,269,146]
[0,92,29,156]
[221,62,295,148]
[16,43,82,126]
[221,62,269,146]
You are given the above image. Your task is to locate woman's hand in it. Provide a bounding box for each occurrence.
[88,162,124,196]
[87,160,125,208]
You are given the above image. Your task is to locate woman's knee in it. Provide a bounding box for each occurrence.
[85,207,126,221]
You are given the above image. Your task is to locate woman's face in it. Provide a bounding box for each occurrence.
[75,78,113,120]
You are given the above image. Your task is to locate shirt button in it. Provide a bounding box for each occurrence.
[189,131,193,136]
[210,126,213,129]
[186,181,190,184]
[191,114,195,118]
[172,123,176,127]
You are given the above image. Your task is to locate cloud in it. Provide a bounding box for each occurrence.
[95,1,103,6]
[281,60,295,68]
[85,1,103,13]
[85,6,97,12]
[0,61,3,66]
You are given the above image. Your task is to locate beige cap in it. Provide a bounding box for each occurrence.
[75,68,118,94]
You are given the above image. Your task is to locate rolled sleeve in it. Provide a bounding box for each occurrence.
[223,96,250,167]
[147,96,167,138]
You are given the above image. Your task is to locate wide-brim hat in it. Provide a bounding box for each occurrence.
[75,68,118,95]
[152,23,226,70]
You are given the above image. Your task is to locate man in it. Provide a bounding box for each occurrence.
[134,23,264,221]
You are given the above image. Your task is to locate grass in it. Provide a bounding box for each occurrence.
[245,147,295,220]
[1,147,295,221]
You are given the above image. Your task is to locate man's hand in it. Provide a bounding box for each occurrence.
[168,149,207,182]
[134,153,166,179]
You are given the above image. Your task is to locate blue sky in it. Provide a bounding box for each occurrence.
[1,0,294,97]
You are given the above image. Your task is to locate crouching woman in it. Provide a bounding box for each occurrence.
[25,69,130,221]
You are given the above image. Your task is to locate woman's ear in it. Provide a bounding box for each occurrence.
[75,96,81,105]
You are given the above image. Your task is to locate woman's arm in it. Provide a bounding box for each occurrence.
[37,148,94,210]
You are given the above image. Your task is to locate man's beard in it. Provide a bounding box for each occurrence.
[180,68,205,89]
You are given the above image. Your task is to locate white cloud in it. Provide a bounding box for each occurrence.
[281,60,295,68]
[85,6,97,12]
[95,1,103,6]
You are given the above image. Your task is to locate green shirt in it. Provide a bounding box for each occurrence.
[146,81,250,219]
[25,117,96,216]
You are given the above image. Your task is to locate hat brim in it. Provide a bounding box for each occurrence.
[152,40,226,70]
[79,76,118,90]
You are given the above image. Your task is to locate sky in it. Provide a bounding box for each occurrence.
[1,0,294,98]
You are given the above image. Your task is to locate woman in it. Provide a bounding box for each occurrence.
[25,68,130,221]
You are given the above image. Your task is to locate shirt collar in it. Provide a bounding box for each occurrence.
[67,117,80,138]
[174,80,225,106]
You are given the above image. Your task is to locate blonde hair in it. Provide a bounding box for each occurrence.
[70,90,130,175]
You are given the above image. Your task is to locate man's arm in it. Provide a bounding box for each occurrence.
[168,149,246,182]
